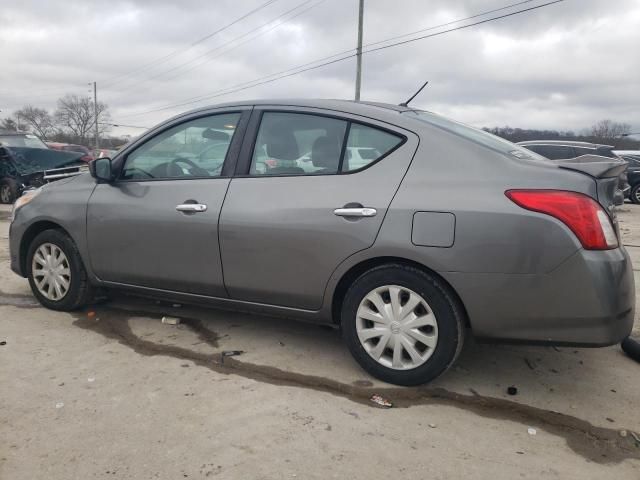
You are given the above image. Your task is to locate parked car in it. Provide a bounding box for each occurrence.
[46,142,94,162]
[0,143,88,203]
[518,140,629,200]
[9,100,634,386]
[614,150,640,203]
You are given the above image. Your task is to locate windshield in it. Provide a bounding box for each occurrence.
[6,146,84,174]
[403,111,548,161]
[0,134,48,149]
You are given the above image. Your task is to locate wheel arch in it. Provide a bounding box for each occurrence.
[20,220,74,275]
[330,256,471,329]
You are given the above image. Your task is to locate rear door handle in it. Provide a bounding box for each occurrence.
[334,207,377,217]
[176,203,208,213]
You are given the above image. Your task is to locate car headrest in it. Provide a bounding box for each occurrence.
[265,130,299,161]
[311,136,340,170]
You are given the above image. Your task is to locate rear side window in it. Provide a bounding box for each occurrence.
[249,112,404,176]
[250,112,347,175]
[342,123,403,172]
[595,147,616,158]
[574,147,596,157]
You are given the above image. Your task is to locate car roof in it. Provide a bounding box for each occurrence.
[170,99,423,129]
[517,140,614,149]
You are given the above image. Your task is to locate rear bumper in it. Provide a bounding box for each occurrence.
[443,247,635,346]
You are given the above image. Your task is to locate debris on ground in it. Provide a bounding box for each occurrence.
[87,311,96,318]
[527,427,537,436]
[55,402,64,409]
[369,394,393,408]
[428,423,437,428]
[220,350,244,364]
[0,340,6,346]
[621,336,640,363]
[87,377,95,383]
[161,316,181,325]
[507,386,518,396]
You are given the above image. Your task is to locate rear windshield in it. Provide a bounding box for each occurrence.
[403,111,547,161]
[6,147,84,174]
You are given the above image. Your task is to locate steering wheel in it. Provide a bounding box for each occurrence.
[169,157,209,177]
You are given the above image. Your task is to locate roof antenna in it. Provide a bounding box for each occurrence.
[399,80,429,107]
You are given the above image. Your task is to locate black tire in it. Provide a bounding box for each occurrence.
[630,184,640,205]
[621,336,640,363]
[341,264,465,386]
[0,178,18,204]
[26,229,93,311]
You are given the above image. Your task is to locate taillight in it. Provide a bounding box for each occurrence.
[505,190,618,250]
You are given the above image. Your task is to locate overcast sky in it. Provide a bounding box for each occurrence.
[1,0,639,137]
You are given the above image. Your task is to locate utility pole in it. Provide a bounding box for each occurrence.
[93,81,99,151]
[354,0,364,101]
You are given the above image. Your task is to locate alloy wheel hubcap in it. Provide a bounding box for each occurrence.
[32,243,71,301]
[356,285,438,370]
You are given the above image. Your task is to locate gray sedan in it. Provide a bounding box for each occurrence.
[8,100,634,385]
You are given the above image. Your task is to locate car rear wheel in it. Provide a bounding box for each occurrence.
[630,184,640,204]
[0,179,17,204]
[341,264,465,386]
[27,229,93,311]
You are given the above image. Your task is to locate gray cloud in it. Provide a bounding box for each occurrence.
[1,0,639,136]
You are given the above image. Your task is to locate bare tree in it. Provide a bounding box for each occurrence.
[54,94,111,144]
[0,117,18,132]
[590,119,631,141]
[14,105,55,139]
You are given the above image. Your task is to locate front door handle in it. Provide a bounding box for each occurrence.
[176,203,207,213]
[334,207,377,218]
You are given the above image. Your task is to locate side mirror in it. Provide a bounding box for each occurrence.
[90,157,113,182]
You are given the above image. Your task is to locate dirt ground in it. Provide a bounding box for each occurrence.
[1,203,639,479]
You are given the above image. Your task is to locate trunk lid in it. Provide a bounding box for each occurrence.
[555,154,627,213]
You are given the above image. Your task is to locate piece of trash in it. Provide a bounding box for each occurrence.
[606,417,614,423]
[88,377,95,383]
[161,316,181,325]
[507,386,518,396]
[428,423,437,428]
[0,341,6,346]
[87,311,96,318]
[619,430,628,438]
[527,427,537,436]
[55,402,64,409]
[370,394,393,408]
[220,350,244,364]
[58,382,64,387]
[516,451,524,455]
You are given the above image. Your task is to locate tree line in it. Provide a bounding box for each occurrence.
[0,94,126,148]
[484,119,640,149]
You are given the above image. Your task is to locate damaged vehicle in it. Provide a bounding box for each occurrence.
[0,134,88,203]
[8,100,635,386]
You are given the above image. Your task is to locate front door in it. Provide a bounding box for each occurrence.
[87,109,248,296]
[220,109,418,310]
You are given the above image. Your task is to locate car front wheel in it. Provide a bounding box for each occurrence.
[630,184,640,204]
[27,229,93,311]
[341,264,465,386]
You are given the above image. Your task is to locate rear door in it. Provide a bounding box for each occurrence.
[87,108,250,296]
[219,107,418,310]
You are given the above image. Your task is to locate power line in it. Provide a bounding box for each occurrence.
[101,0,281,88]
[116,0,565,119]
[106,0,324,98]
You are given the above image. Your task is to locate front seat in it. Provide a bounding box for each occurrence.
[311,136,341,173]
[264,130,305,175]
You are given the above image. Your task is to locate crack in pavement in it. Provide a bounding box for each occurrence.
[2,293,639,464]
